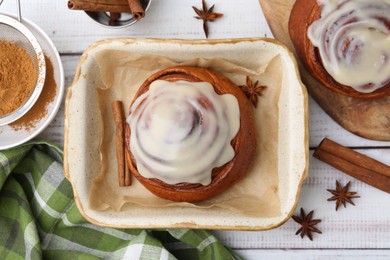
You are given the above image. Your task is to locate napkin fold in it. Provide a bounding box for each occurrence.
[0,140,240,260]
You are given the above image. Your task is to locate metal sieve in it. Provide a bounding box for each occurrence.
[0,0,45,126]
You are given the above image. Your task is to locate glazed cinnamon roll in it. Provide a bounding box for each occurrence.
[289,0,390,98]
[125,66,256,202]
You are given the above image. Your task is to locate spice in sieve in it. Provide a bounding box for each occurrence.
[0,40,37,116]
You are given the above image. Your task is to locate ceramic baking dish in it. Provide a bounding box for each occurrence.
[64,38,308,230]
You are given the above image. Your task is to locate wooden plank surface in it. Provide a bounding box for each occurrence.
[2,0,390,258]
[214,150,390,249]
[1,0,272,53]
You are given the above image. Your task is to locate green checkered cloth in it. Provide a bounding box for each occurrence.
[0,140,241,260]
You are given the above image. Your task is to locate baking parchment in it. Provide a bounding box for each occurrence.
[89,50,282,217]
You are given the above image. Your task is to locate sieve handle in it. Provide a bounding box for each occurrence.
[16,0,21,22]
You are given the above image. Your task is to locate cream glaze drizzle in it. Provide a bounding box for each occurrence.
[127,80,240,185]
[308,0,390,93]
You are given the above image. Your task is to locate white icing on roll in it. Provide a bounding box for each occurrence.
[308,0,390,93]
[127,80,240,186]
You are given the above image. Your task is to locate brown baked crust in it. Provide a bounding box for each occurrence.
[125,66,256,202]
[289,0,390,99]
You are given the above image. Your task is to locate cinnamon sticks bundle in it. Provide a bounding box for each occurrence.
[68,0,145,20]
[313,138,390,193]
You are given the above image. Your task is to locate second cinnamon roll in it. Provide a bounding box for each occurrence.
[289,0,390,98]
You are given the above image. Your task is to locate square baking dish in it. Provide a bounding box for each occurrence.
[64,38,308,230]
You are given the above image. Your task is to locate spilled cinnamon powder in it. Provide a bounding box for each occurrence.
[0,41,37,116]
[10,55,57,131]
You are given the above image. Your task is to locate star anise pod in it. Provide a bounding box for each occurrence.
[327,181,360,211]
[192,0,223,38]
[292,208,322,241]
[239,76,267,108]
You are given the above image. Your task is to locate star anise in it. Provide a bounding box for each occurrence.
[239,76,267,108]
[327,181,360,211]
[292,208,322,241]
[192,0,223,38]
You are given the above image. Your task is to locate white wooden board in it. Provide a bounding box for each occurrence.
[1,0,389,258]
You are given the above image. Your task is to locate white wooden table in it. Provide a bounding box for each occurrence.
[2,0,390,259]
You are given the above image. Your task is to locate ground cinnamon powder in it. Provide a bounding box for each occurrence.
[10,55,57,131]
[0,41,37,116]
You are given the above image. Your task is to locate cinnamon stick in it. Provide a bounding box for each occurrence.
[127,0,144,20]
[313,138,390,193]
[112,101,126,187]
[68,0,145,20]
[109,12,121,25]
[68,0,131,12]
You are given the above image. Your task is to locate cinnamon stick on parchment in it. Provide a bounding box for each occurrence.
[68,0,145,20]
[112,101,131,187]
[313,138,390,193]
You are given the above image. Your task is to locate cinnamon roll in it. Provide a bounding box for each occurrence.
[289,0,390,98]
[125,66,256,202]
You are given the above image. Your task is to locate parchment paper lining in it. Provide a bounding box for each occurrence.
[89,50,282,217]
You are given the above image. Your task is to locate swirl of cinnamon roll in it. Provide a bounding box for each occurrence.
[309,0,390,92]
[127,80,240,186]
[125,66,256,202]
[289,0,390,98]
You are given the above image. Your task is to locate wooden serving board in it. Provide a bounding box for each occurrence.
[259,0,390,141]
